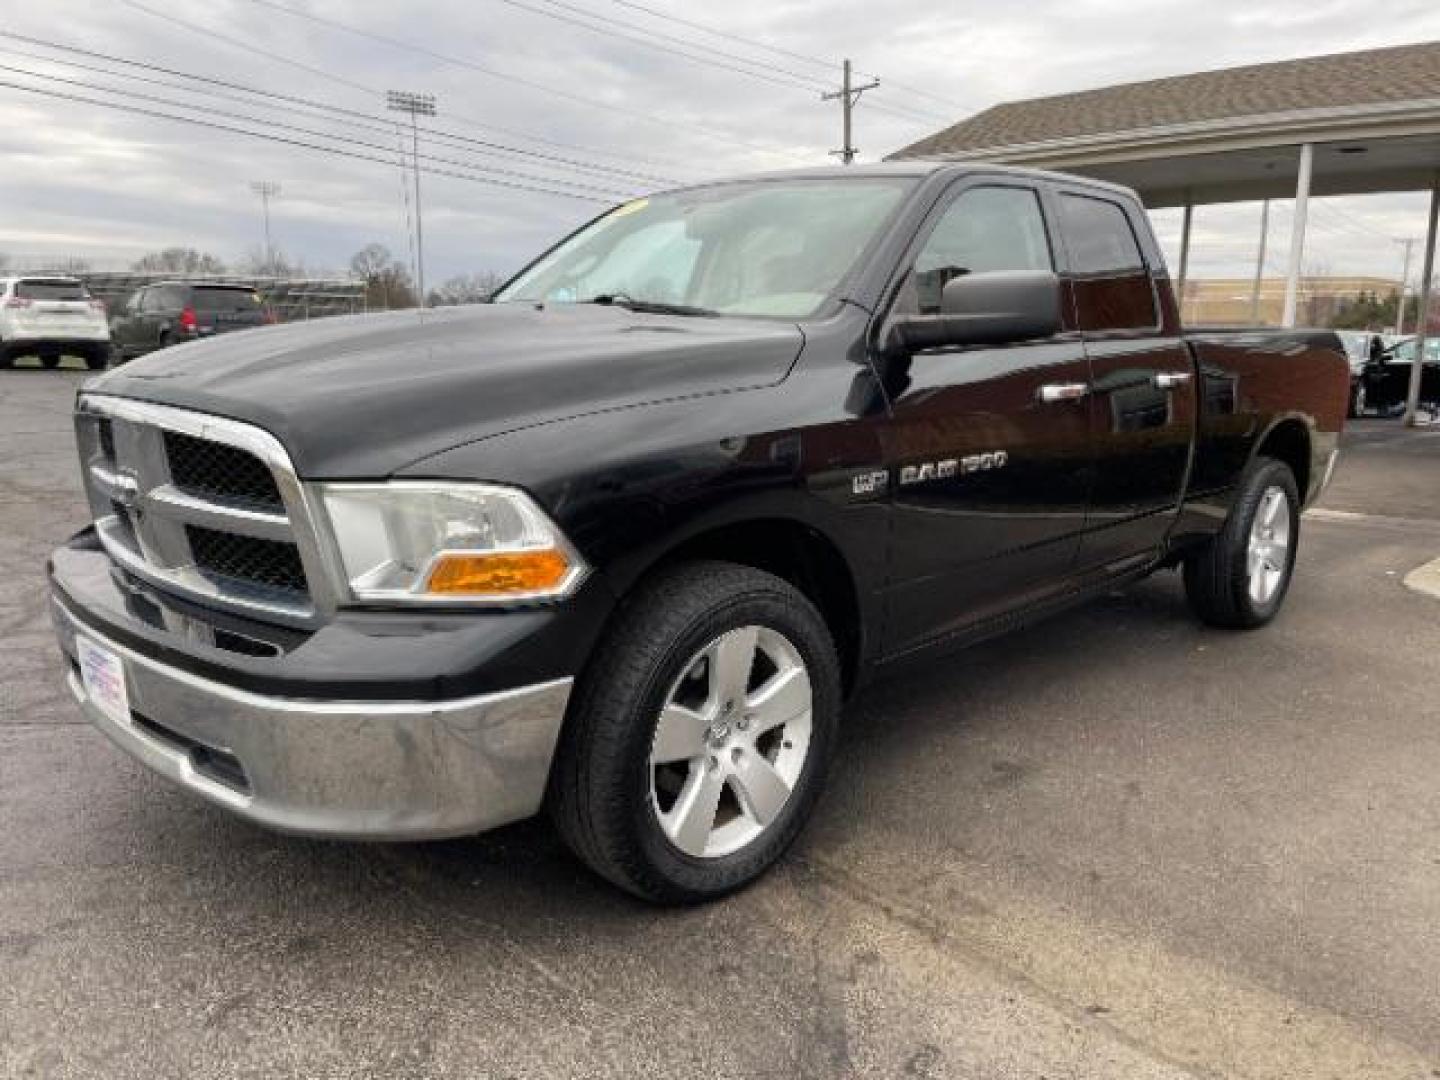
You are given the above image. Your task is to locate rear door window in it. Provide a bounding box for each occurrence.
[1059,194,1158,332]
[192,288,262,312]
[15,279,89,301]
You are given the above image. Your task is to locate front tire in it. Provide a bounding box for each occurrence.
[85,347,110,371]
[40,354,61,369]
[549,561,841,904]
[1183,457,1300,629]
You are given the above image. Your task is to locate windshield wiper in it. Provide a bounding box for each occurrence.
[584,293,718,317]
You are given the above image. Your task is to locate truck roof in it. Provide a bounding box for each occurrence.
[666,161,1138,200]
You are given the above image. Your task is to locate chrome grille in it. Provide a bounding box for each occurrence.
[163,431,284,512]
[187,526,309,596]
[75,395,331,624]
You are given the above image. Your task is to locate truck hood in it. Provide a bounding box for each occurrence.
[91,303,804,478]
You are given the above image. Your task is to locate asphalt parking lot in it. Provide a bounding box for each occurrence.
[2,369,1438,1079]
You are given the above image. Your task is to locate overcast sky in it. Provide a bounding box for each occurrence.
[1,0,1437,287]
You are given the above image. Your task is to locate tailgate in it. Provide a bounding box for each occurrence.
[192,287,267,333]
[9,279,104,335]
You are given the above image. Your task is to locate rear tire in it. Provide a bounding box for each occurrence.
[85,348,109,371]
[549,561,841,905]
[1348,380,1367,419]
[40,354,61,369]
[1183,457,1300,629]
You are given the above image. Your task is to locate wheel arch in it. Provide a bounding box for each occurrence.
[1252,415,1313,504]
[606,515,867,699]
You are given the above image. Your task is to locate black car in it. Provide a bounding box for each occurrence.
[109,282,270,362]
[1355,334,1440,417]
[50,164,1348,903]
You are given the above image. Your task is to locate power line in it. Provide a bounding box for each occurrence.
[0,34,672,186]
[106,0,694,176]
[602,0,967,112]
[608,0,834,71]
[117,0,371,95]
[0,78,610,203]
[495,0,831,92]
[1310,200,1393,242]
[227,0,810,161]
[499,0,951,123]
[0,62,635,199]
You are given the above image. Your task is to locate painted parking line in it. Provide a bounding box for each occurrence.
[1306,507,1440,532]
[1404,558,1440,601]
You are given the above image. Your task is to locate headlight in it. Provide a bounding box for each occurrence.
[318,482,586,604]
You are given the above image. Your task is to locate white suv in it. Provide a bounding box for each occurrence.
[0,276,112,370]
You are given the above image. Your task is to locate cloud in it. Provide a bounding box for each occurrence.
[1,0,1436,286]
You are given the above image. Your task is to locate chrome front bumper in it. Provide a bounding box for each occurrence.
[52,596,573,840]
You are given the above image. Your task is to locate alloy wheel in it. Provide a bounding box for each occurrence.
[648,625,813,859]
[1246,485,1292,604]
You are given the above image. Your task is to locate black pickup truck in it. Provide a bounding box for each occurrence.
[49,164,1347,903]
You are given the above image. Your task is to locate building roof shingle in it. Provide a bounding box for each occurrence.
[889,40,1440,159]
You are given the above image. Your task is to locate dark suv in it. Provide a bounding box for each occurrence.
[109,282,269,362]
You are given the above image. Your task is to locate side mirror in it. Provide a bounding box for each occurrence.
[886,271,1062,354]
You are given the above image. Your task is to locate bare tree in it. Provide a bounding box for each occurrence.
[132,248,227,275]
[428,270,506,307]
[349,243,417,309]
[238,246,307,278]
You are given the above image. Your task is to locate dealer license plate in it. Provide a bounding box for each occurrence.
[76,636,130,726]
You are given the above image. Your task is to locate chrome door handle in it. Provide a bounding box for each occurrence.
[1153,372,1193,389]
[1037,383,1088,403]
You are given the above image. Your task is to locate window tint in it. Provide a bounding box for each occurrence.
[1060,195,1145,274]
[898,186,1051,316]
[15,279,88,301]
[193,287,262,312]
[1060,194,1156,331]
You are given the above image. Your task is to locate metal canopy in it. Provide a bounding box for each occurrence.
[947,117,1440,209]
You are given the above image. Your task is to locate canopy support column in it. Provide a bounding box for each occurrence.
[1177,192,1193,321]
[1250,199,1270,325]
[1281,142,1314,328]
[1403,171,1439,427]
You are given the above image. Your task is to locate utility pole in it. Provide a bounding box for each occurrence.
[249,181,280,273]
[1394,237,1416,334]
[386,90,436,307]
[821,60,879,164]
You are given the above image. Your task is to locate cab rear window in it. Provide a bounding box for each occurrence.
[15,280,89,301]
[193,288,262,312]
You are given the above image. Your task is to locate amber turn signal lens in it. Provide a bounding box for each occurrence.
[423,549,572,595]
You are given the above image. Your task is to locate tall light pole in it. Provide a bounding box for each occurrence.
[249,180,280,273]
[387,90,436,307]
[821,60,879,165]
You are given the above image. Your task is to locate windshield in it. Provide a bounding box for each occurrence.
[1387,337,1440,364]
[496,177,916,319]
[15,279,88,301]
